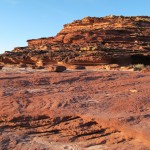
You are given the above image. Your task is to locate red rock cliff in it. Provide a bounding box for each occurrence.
[0,15,150,65]
[27,16,150,51]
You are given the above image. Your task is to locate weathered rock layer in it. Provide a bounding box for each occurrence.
[0,15,150,66]
[0,70,150,149]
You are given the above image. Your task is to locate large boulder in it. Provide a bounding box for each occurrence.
[48,65,66,72]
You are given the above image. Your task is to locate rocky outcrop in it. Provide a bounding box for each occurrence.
[0,15,150,66]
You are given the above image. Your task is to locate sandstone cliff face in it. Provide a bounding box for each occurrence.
[0,15,150,66]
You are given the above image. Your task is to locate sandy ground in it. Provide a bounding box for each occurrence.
[0,67,150,150]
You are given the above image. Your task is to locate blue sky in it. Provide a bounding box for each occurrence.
[0,0,150,53]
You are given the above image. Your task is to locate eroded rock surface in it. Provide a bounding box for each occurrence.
[0,69,150,149]
[0,16,150,66]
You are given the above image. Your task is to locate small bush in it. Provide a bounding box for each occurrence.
[133,64,145,71]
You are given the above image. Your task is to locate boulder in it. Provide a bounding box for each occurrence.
[48,65,66,72]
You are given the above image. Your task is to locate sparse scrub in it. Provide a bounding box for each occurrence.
[133,64,145,71]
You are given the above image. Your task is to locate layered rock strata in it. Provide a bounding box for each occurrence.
[0,15,150,66]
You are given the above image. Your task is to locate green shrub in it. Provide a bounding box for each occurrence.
[133,64,145,71]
